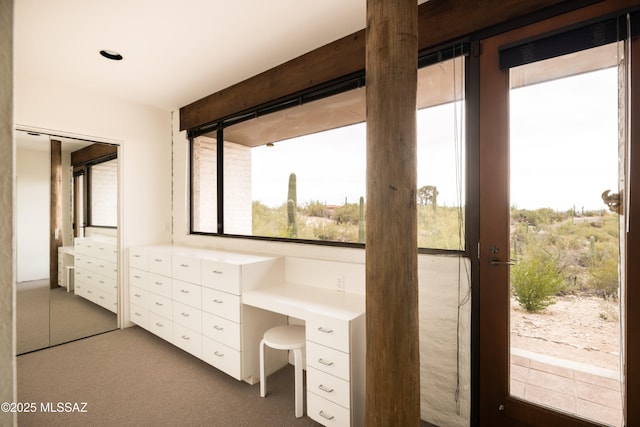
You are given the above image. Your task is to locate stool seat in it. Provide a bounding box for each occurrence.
[260,324,306,418]
[263,325,305,350]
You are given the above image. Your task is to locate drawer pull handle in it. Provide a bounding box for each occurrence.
[99,280,105,284]
[214,325,224,331]
[155,322,164,327]
[134,312,141,316]
[318,358,334,366]
[134,294,141,297]
[181,335,190,340]
[319,410,335,421]
[155,302,163,307]
[317,327,334,334]
[213,299,223,304]
[212,270,223,274]
[154,258,162,262]
[99,296,105,300]
[318,384,334,393]
[181,312,190,317]
[134,254,141,258]
[154,282,163,286]
[180,289,189,294]
[214,351,224,357]
[180,263,189,268]
[99,264,104,268]
[134,275,141,279]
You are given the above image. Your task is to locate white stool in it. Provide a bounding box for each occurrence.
[65,266,75,292]
[259,324,306,418]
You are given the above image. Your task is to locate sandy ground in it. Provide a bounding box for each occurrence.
[510,295,621,371]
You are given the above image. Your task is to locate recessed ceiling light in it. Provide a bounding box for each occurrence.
[99,50,123,61]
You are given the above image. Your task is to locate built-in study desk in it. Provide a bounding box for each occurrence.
[243,284,366,427]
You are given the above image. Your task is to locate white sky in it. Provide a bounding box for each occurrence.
[251,66,619,212]
[510,67,619,212]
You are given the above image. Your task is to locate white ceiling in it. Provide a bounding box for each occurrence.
[14,0,370,112]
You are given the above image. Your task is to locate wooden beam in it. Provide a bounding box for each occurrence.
[70,143,117,167]
[179,0,577,131]
[50,140,62,289]
[365,1,419,425]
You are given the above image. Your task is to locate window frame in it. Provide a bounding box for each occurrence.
[85,154,118,229]
[188,42,471,256]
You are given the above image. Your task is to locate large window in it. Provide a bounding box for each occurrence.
[88,157,118,227]
[191,52,465,251]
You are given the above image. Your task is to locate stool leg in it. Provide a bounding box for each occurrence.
[293,348,304,418]
[260,339,266,398]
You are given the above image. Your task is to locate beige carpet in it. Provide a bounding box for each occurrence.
[18,326,322,427]
[16,279,117,354]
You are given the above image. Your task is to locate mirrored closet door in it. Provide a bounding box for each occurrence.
[16,130,119,354]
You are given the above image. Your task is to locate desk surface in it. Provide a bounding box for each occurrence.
[243,283,365,321]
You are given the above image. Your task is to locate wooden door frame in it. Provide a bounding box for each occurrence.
[478,1,640,425]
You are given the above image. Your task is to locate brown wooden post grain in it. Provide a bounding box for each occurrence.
[50,139,62,289]
[365,0,420,425]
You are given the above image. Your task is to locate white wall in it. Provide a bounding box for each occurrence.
[14,73,173,326]
[171,113,472,426]
[16,146,49,282]
[0,1,16,425]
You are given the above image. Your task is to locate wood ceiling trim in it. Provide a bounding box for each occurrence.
[179,0,589,132]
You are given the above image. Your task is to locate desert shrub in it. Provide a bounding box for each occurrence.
[511,251,564,312]
[332,203,360,225]
[588,256,619,299]
[302,200,330,218]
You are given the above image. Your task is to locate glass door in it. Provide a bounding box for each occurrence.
[478,4,638,426]
[507,43,624,427]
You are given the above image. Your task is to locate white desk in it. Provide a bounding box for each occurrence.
[243,284,366,427]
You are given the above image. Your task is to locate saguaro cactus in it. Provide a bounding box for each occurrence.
[358,196,365,243]
[287,173,297,237]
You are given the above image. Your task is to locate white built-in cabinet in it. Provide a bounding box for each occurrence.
[306,313,365,427]
[74,237,118,313]
[128,245,287,383]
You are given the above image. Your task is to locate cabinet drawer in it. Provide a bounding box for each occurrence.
[307,315,350,353]
[95,259,117,280]
[202,312,241,350]
[173,322,202,358]
[172,255,201,285]
[307,391,351,427]
[307,367,351,409]
[130,303,149,329]
[129,268,149,290]
[129,286,149,308]
[306,341,350,381]
[94,274,116,294]
[201,288,240,322]
[148,293,172,319]
[148,273,172,298]
[172,279,201,309]
[201,260,241,294]
[94,241,117,263]
[202,336,241,380]
[149,312,172,342]
[148,251,172,276]
[172,301,202,333]
[129,247,148,270]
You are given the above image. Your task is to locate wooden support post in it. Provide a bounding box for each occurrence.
[50,139,62,289]
[365,0,419,425]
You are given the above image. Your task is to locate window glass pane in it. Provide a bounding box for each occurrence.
[89,158,117,227]
[192,136,217,233]
[417,56,466,250]
[190,55,466,250]
[224,122,366,242]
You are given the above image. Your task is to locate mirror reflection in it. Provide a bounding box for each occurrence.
[16,130,119,354]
